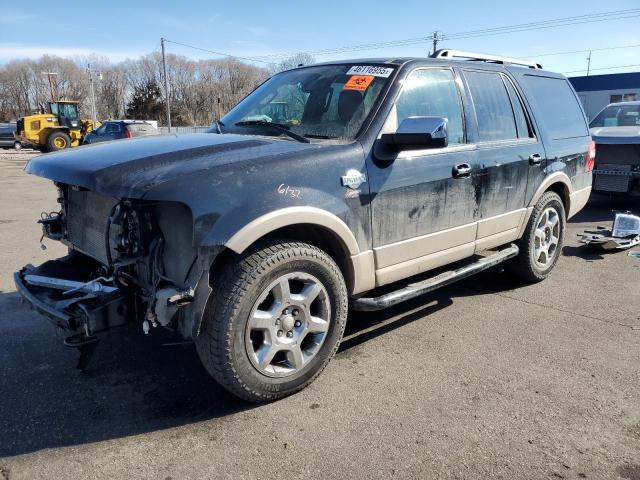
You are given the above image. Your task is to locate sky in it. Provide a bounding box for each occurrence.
[1,0,639,77]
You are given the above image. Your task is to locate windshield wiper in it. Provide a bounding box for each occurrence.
[234,120,310,143]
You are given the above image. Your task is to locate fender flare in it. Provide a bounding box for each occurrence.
[225,206,361,256]
[528,171,572,209]
[518,172,573,237]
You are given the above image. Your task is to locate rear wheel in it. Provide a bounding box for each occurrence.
[196,240,348,402]
[46,131,71,152]
[507,191,565,283]
[13,141,22,151]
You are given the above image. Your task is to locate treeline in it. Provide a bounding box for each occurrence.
[0,52,313,125]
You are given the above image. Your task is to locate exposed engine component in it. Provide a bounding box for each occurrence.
[153,287,195,327]
[38,211,65,244]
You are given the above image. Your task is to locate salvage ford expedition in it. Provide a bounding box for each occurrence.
[15,50,593,402]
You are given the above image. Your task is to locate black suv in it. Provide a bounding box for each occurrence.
[15,50,593,402]
[83,120,158,144]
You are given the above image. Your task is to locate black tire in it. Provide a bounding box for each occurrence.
[195,240,348,402]
[46,131,71,152]
[507,191,566,283]
[13,141,22,151]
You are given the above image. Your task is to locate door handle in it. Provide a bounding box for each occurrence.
[452,163,472,178]
[529,153,542,165]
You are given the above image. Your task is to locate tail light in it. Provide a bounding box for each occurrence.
[585,141,596,172]
[125,129,132,139]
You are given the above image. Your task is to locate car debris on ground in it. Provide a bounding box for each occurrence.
[579,212,640,250]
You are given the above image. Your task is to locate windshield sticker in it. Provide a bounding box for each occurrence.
[344,75,375,91]
[347,66,394,78]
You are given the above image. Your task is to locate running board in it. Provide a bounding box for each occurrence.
[351,244,519,311]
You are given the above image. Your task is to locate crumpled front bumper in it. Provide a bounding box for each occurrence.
[14,269,75,330]
[14,255,132,335]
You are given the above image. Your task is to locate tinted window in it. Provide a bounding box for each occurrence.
[105,123,121,134]
[394,69,465,144]
[465,70,517,141]
[523,75,588,139]
[503,76,533,139]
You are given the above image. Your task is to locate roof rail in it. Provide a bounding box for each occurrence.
[431,49,542,69]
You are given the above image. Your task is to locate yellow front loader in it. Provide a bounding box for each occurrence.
[16,101,100,152]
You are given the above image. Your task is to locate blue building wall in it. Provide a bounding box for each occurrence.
[568,72,640,120]
[569,72,640,92]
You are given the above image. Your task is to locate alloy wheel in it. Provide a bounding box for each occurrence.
[245,272,331,378]
[533,207,560,268]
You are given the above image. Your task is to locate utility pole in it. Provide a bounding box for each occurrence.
[161,37,172,132]
[431,31,442,55]
[87,64,101,130]
[41,72,58,102]
[586,50,592,76]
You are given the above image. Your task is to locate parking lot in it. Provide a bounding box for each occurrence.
[0,149,639,479]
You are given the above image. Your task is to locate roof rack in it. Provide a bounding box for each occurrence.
[431,49,542,69]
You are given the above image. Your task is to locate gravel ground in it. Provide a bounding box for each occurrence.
[0,149,639,480]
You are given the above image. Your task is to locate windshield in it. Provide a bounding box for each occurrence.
[218,64,395,140]
[49,102,79,119]
[590,104,640,128]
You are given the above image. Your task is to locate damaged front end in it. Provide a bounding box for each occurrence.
[14,184,201,369]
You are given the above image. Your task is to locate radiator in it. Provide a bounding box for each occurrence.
[65,188,118,264]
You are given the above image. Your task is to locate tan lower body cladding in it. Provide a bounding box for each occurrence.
[372,209,527,287]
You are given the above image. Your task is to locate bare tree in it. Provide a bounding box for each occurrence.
[0,51,281,125]
[269,53,316,74]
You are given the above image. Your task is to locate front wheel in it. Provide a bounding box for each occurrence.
[196,240,348,402]
[13,141,22,151]
[46,131,71,151]
[507,191,566,283]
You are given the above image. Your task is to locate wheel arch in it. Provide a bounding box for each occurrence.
[518,172,572,237]
[530,172,572,212]
[222,207,373,295]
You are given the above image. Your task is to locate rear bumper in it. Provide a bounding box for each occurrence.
[14,256,131,334]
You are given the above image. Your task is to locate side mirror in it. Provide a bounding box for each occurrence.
[380,116,448,150]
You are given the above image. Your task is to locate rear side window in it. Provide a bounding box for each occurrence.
[105,123,121,134]
[523,75,588,139]
[465,70,518,142]
[503,76,533,139]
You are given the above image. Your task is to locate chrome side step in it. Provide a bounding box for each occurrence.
[351,244,519,311]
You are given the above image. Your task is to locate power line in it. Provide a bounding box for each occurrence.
[444,10,640,39]
[162,38,272,64]
[252,8,640,60]
[518,43,640,59]
[563,63,640,75]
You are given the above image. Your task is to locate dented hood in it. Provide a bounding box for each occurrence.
[25,133,320,198]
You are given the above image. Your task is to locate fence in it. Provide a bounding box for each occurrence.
[157,126,210,135]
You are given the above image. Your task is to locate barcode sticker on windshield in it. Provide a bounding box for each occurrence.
[347,66,394,78]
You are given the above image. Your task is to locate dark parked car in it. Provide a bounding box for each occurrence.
[15,50,592,402]
[589,101,640,195]
[0,123,22,150]
[83,120,158,144]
